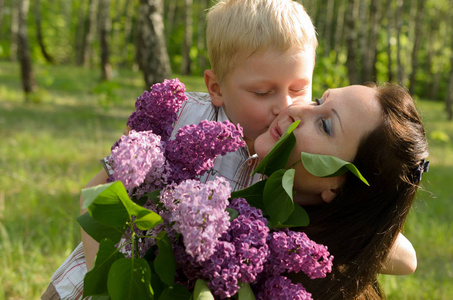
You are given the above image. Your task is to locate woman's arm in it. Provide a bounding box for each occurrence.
[80,169,109,271]
[380,232,417,275]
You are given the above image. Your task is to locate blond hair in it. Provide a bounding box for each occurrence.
[206,0,318,83]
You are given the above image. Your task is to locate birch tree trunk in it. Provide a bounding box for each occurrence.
[0,0,4,41]
[17,0,37,99]
[408,0,425,95]
[34,0,54,63]
[10,0,19,61]
[197,0,208,75]
[81,0,98,67]
[395,0,405,84]
[363,0,383,82]
[345,0,359,84]
[323,0,335,56]
[99,0,112,80]
[333,0,346,64]
[181,0,193,75]
[75,0,88,65]
[137,0,171,88]
[385,0,394,82]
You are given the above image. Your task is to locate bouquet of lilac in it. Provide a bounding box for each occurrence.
[78,79,337,300]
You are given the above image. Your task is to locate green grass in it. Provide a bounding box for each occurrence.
[0,61,452,299]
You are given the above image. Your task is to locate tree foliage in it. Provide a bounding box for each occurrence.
[1,0,452,117]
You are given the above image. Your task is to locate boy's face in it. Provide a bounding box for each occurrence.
[207,47,315,153]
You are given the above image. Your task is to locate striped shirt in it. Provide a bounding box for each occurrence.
[42,92,262,299]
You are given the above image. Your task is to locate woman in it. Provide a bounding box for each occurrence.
[255,83,429,299]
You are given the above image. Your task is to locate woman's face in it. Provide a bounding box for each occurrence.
[255,85,383,205]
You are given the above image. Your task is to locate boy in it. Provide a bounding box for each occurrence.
[43,1,413,299]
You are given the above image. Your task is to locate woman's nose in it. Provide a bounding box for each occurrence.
[287,102,313,121]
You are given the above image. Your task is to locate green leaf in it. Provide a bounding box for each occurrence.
[230,179,267,214]
[237,283,256,300]
[158,284,191,300]
[274,204,310,229]
[82,182,131,228]
[107,257,153,300]
[301,152,369,186]
[77,212,125,244]
[226,207,239,221]
[263,169,295,226]
[253,120,300,177]
[154,232,176,286]
[83,239,124,298]
[133,209,163,231]
[282,168,295,200]
[193,279,215,300]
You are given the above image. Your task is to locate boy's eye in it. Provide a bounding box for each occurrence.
[254,91,271,96]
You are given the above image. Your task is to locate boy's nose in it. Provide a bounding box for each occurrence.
[272,94,293,115]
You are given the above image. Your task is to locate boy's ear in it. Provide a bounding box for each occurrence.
[204,70,223,107]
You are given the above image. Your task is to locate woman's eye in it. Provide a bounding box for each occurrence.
[315,97,325,105]
[321,118,332,135]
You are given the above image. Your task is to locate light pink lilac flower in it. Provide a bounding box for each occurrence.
[160,177,231,262]
[108,130,168,194]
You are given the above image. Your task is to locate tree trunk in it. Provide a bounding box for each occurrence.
[358,0,368,82]
[17,0,38,99]
[363,0,383,82]
[119,0,134,67]
[99,0,112,80]
[81,0,98,67]
[197,0,208,76]
[10,0,19,61]
[165,0,177,41]
[395,0,405,84]
[181,0,193,75]
[446,57,453,120]
[323,0,335,56]
[385,0,393,82]
[34,0,54,63]
[137,0,171,88]
[408,0,425,95]
[345,0,359,85]
[333,0,346,64]
[75,0,88,65]
[0,0,5,41]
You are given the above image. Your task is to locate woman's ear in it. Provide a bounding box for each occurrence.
[320,175,345,203]
[204,70,223,107]
[320,188,340,203]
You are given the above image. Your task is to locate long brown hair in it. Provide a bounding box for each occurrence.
[293,83,429,299]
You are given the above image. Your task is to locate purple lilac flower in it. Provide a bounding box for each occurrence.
[255,275,312,300]
[198,198,269,299]
[108,130,168,194]
[127,78,187,141]
[159,177,231,262]
[165,120,245,183]
[265,228,334,279]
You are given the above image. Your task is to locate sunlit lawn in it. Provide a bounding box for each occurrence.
[0,60,452,299]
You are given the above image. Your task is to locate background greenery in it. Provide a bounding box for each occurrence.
[0,60,452,299]
[1,0,453,298]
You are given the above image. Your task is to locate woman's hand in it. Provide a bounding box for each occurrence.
[380,232,417,275]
